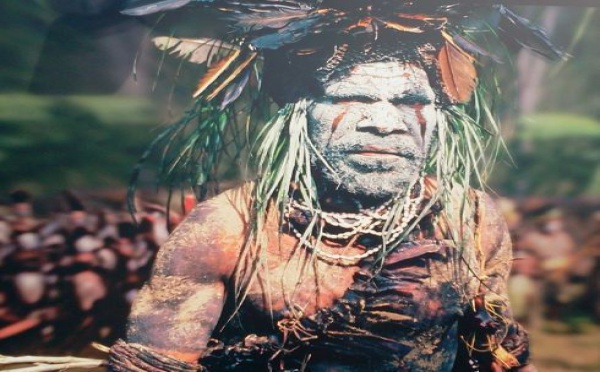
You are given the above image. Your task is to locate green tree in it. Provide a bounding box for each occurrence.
[0,1,57,91]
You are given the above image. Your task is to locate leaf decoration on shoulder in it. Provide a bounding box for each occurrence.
[438,32,477,104]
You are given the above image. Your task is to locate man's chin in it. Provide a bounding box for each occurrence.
[312,163,421,203]
[342,184,404,202]
[332,174,416,203]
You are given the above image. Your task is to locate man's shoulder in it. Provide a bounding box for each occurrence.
[461,189,507,233]
[440,186,508,243]
[172,183,252,241]
[152,183,254,279]
[186,182,253,226]
[440,185,501,219]
[468,189,512,258]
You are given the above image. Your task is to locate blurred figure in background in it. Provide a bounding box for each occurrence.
[6,190,42,238]
[30,0,156,96]
[578,211,600,322]
[518,207,577,322]
[509,241,543,328]
[0,189,172,351]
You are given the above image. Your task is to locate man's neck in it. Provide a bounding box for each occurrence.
[315,185,406,213]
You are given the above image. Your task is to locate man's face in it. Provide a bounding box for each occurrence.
[307,61,437,200]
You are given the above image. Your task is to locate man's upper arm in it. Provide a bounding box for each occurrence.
[473,193,537,371]
[477,192,513,297]
[126,194,247,362]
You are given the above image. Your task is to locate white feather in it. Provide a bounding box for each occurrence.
[152,36,238,65]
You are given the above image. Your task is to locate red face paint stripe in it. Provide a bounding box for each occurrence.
[332,109,347,134]
[414,103,427,138]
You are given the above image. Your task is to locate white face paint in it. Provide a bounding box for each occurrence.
[307,62,437,201]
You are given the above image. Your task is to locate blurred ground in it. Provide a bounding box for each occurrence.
[3,321,599,371]
[529,322,600,372]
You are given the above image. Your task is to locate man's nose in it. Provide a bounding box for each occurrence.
[355,102,408,135]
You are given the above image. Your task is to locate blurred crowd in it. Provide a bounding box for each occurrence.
[1,189,598,354]
[0,189,189,353]
[499,197,600,331]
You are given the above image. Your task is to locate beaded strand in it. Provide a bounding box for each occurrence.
[285,177,425,263]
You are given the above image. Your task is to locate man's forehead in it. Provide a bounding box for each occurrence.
[350,62,427,77]
[323,62,433,97]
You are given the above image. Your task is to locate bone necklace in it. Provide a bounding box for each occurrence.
[285,176,425,264]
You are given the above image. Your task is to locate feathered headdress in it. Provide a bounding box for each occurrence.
[125,0,564,101]
[122,0,565,209]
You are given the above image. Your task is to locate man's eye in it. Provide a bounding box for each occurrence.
[391,96,432,106]
[330,96,377,104]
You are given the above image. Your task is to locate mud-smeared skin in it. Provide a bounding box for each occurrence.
[123,183,516,371]
[307,62,437,201]
[126,189,250,362]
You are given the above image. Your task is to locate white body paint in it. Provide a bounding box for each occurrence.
[308,62,437,200]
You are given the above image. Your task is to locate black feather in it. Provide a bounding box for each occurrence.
[249,13,324,49]
[451,33,502,63]
[226,1,312,12]
[121,0,195,15]
[231,8,313,32]
[220,69,251,109]
[497,6,566,60]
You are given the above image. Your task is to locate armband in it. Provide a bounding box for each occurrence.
[107,339,204,372]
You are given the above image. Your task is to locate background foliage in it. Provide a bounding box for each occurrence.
[487,6,600,198]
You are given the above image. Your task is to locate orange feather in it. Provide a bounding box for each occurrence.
[206,52,258,101]
[383,20,424,33]
[193,49,241,98]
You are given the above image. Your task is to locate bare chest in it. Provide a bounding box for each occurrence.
[243,233,362,318]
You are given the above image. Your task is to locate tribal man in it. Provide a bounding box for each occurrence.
[108,1,565,371]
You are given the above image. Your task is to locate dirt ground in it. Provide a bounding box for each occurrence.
[529,323,600,372]
[2,321,599,371]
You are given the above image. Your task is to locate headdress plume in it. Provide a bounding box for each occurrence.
[120,0,566,210]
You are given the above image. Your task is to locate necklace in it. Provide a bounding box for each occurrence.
[285,177,425,263]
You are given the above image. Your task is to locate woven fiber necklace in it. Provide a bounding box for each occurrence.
[285,176,426,264]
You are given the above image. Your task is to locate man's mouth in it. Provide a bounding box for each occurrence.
[346,146,413,159]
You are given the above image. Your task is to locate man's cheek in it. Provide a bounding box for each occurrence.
[308,110,335,144]
[421,108,437,148]
[331,108,348,133]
